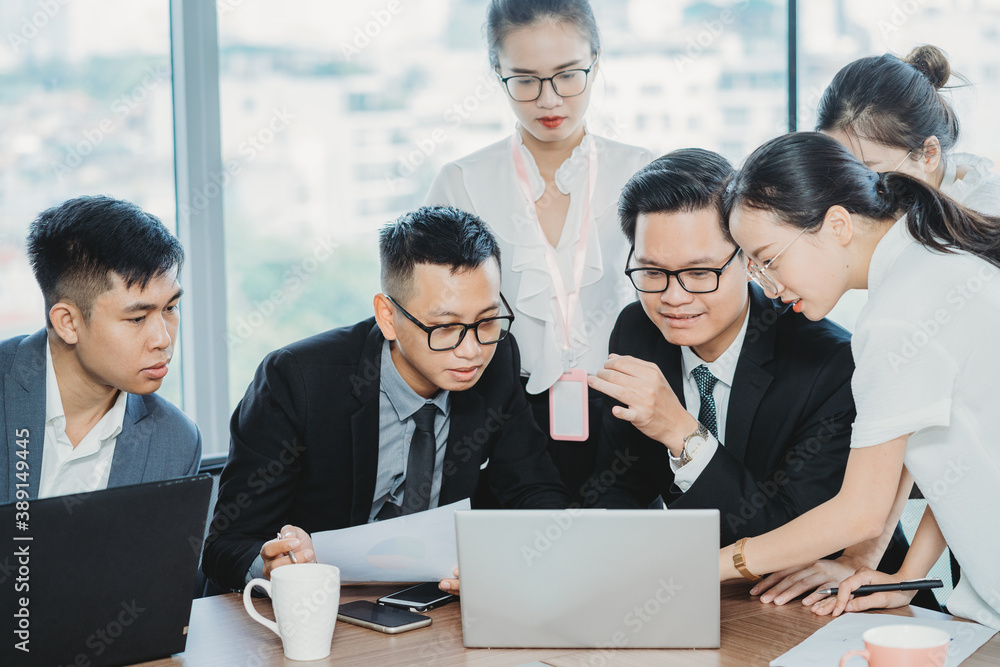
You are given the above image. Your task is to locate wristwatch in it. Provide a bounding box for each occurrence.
[677,422,711,467]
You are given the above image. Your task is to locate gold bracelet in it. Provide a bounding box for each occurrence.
[733,537,761,581]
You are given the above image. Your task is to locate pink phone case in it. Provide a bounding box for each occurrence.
[548,368,589,441]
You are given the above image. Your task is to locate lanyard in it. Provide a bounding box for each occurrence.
[509,131,598,365]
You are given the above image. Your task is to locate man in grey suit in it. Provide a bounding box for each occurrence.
[1,195,201,502]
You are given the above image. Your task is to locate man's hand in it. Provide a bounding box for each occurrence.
[588,354,694,455]
[810,567,917,617]
[261,524,316,579]
[439,567,460,595]
[751,557,862,606]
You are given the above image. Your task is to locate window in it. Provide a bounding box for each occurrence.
[6,1,998,466]
[0,0,179,405]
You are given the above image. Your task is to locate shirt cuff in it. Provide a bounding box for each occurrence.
[668,434,719,492]
[246,554,266,584]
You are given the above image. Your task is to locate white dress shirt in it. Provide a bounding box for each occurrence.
[426,128,653,393]
[38,341,127,499]
[850,218,1000,629]
[668,305,751,492]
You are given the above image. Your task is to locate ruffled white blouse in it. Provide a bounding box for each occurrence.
[426,129,653,393]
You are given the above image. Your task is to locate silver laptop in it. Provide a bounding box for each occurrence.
[455,509,720,649]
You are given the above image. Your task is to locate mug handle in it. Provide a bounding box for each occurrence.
[243,578,280,637]
[839,649,870,666]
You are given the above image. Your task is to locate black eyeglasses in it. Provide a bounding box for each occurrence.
[495,55,598,102]
[385,294,515,351]
[625,247,741,294]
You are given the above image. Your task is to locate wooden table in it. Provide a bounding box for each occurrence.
[135,582,1000,666]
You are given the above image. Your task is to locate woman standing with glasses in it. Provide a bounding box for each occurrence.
[718,130,1000,631]
[426,0,652,501]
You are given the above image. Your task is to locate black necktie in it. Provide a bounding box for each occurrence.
[401,403,437,515]
[692,364,720,440]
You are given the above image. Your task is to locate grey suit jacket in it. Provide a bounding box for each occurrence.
[1,330,202,501]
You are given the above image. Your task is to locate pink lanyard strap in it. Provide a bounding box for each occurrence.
[509,131,599,356]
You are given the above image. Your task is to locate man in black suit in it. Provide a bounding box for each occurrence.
[586,148,856,540]
[202,206,570,592]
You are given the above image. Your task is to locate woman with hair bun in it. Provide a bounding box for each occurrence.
[818,45,1000,214]
[426,0,652,501]
[718,130,1000,630]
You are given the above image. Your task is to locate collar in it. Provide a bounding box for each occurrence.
[867,218,913,294]
[940,157,958,191]
[513,123,594,198]
[45,340,127,443]
[680,301,751,388]
[379,339,450,422]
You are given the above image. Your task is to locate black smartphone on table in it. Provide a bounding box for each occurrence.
[377,582,457,612]
[337,600,432,634]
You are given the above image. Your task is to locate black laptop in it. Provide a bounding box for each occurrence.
[1,474,212,667]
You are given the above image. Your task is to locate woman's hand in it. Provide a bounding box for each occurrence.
[809,567,917,617]
[751,557,861,606]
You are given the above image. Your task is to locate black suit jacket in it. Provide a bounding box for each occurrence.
[202,318,570,590]
[588,286,856,546]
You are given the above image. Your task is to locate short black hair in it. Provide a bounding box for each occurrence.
[27,195,184,327]
[379,206,501,302]
[618,148,735,244]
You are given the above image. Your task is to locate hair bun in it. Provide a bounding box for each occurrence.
[905,44,951,90]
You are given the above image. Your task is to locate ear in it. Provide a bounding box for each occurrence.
[373,293,398,341]
[821,205,855,248]
[49,300,83,346]
[920,135,942,175]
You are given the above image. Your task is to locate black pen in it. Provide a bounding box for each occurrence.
[817,577,942,597]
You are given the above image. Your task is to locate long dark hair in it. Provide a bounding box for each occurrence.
[816,45,961,159]
[722,132,1000,269]
[486,0,600,69]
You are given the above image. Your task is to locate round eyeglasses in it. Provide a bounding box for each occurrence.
[625,247,741,294]
[495,55,598,102]
[744,227,809,294]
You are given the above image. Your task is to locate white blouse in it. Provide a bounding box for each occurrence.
[940,152,1000,215]
[850,218,1000,629]
[426,130,653,393]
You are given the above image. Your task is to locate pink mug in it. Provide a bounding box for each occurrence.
[839,624,950,667]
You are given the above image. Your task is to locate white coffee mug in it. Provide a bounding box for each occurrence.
[243,563,341,661]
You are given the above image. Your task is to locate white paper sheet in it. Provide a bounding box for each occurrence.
[311,499,470,582]
[770,612,997,667]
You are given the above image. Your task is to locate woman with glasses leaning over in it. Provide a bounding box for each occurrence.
[426,0,653,501]
[719,129,1000,631]
[750,44,1000,611]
